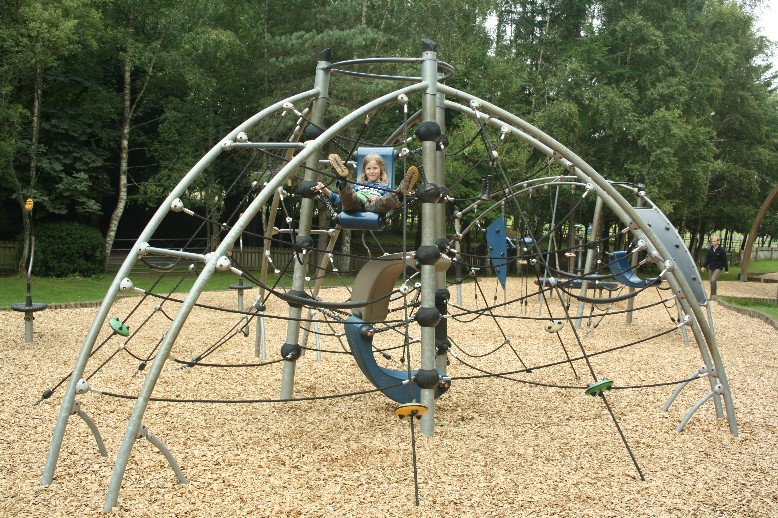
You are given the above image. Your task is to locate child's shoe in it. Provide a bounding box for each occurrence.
[397,166,419,195]
[328,154,350,178]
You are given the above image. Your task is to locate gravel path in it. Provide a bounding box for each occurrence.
[1,278,776,517]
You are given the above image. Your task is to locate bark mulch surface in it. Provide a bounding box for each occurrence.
[1,278,776,517]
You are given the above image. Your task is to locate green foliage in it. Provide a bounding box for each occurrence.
[0,0,777,251]
[761,209,778,242]
[26,221,106,277]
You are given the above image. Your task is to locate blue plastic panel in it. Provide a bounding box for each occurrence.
[336,211,385,230]
[486,216,509,289]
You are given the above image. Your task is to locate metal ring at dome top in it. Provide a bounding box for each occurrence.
[324,57,456,82]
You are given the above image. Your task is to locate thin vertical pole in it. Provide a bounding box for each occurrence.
[279,50,331,399]
[419,39,440,437]
[575,196,603,328]
[626,190,645,324]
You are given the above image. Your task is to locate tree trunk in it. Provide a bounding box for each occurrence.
[9,171,28,277]
[18,62,44,276]
[693,217,705,264]
[341,229,351,273]
[495,2,505,50]
[317,207,327,269]
[104,55,132,270]
[103,29,160,269]
[18,208,31,278]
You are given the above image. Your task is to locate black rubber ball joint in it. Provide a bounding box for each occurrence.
[415,121,441,142]
[414,369,440,389]
[415,245,440,265]
[294,235,315,252]
[414,307,441,327]
[435,338,451,355]
[297,180,320,199]
[281,342,302,361]
[303,124,324,141]
[416,183,443,203]
[435,288,450,305]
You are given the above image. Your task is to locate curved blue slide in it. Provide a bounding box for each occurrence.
[609,251,661,288]
[344,252,450,404]
[345,315,448,404]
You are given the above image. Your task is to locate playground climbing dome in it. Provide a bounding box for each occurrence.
[39,40,738,511]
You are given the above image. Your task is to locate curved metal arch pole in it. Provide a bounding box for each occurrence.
[565,187,725,422]
[740,183,778,281]
[280,51,332,397]
[41,88,321,488]
[417,40,442,437]
[386,108,422,145]
[677,384,723,432]
[664,280,724,418]
[577,196,723,421]
[551,161,730,426]
[445,98,709,363]
[455,177,569,236]
[103,80,431,512]
[617,190,694,348]
[71,402,107,457]
[438,84,737,435]
[444,91,713,328]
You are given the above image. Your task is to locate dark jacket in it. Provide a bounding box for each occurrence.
[703,245,728,272]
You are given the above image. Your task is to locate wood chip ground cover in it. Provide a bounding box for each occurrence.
[0,278,776,516]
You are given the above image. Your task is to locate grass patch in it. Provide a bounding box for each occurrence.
[740,258,778,275]
[720,296,778,322]
[0,270,355,308]
[2,258,775,308]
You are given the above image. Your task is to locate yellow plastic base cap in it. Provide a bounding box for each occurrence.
[395,403,428,417]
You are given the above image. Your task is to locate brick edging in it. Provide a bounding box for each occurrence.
[746,275,778,283]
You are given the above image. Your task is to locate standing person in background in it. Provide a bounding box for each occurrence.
[701,236,728,297]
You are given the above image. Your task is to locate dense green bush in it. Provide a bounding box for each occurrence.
[23,222,106,277]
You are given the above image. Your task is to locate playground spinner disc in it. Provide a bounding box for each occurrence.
[585,378,614,396]
[109,317,130,337]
